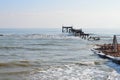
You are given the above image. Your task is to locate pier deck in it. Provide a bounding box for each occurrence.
[62,26,100,41]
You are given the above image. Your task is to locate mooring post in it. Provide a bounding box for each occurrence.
[113,35,118,52]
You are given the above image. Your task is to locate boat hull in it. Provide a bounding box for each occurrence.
[91,49,120,64]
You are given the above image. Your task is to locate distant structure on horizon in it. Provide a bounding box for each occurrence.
[62,26,100,41]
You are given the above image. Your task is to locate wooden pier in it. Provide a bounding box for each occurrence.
[62,26,100,41]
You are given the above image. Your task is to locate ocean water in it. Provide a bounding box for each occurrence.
[0,28,120,80]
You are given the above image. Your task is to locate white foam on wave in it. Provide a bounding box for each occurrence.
[27,64,120,80]
[5,34,82,40]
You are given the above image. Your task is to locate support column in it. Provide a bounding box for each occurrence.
[113,35,118,52]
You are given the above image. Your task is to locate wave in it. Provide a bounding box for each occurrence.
[74,61,102,66]
[0,46,68,51]
[0,46,23,50]
[27,64,120,80]
[0,60,35,67]
[29,43,68,47]
[1,34,83,40]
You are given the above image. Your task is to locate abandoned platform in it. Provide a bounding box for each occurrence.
[62,26,100,40]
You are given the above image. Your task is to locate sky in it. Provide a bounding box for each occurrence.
[0,0,120,29]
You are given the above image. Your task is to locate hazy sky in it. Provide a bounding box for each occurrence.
[0,0,120,28]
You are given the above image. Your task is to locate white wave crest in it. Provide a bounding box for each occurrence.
[27,64,120,80]
[23,34,81,40]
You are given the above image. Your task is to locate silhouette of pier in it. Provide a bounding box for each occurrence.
[62,26,100,40]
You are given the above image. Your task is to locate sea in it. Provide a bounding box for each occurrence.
[0,28,120,80]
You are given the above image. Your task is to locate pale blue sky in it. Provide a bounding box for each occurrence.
[0,0,120,28]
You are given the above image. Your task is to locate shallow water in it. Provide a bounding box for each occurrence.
[0,28,120,80]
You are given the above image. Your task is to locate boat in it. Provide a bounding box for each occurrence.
[91,49,107,58]
[91,35,120,64]
[91,48,120,64]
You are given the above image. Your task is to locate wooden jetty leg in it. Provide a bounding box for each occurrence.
[62,26,64,32]
[69,29,72,33]
[62,26,73,33]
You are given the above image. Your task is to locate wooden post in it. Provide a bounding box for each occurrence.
[113,35,118,52]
